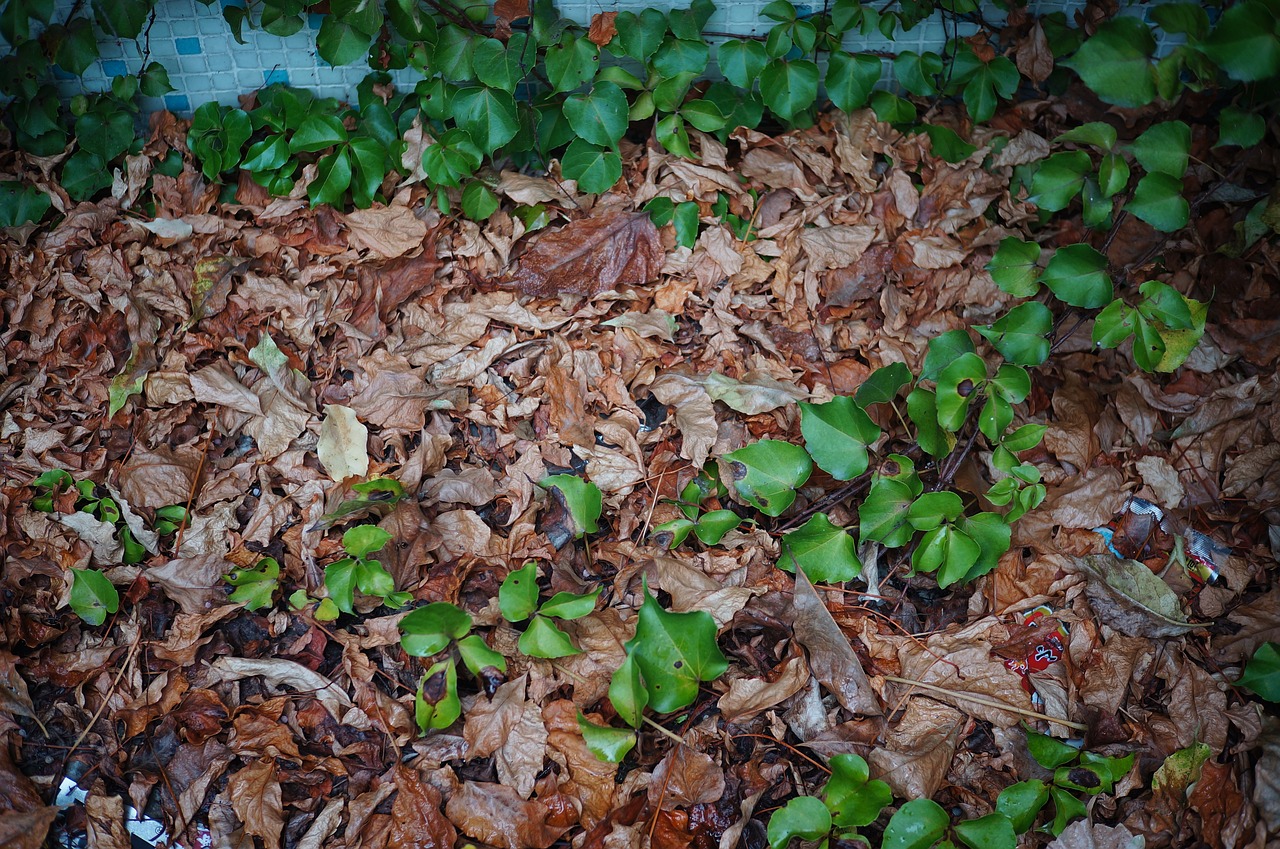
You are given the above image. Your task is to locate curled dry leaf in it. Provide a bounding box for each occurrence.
[717,649,811,722]
[228,758,284,849]
[342,205,428,259]
[0,806,58,849]
[648,372,718,468]
[649,748,726,809]
[587,11,618,46]
[1047,819,1145,849]
[462,676,549,800]
[791,565,882,716]
[503,209,662,298]
[445,780,580,849]
[868,697,964,800]
[209,657,354,720]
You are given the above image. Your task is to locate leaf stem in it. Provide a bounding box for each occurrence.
[883,674,1088,731]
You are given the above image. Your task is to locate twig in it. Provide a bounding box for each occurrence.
[883,674,1088,731]
[642,714,690,747]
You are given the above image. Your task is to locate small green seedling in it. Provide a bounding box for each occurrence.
[767,754,894,849]
[225,557,281,611]
[398,601,508,732]
[999,727,1135,836]
[310,477,406,531]
[152,505,189,535]
[499,562,600,658]
[652,464,750,548]
[69,568,120,626]
[323,525,411,616]
[32,471,145,563]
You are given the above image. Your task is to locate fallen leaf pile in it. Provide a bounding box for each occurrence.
[1,85,1278,849]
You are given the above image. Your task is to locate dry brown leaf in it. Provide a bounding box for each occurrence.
[494,0,529,22]
[588,11,618,46]
[791,565,882,715]
[85,783,131,849]
[868,697,964,800]
[799,226,876,272]
[390,765,457,849]
[543,701,617,827]
[648,372,718,468]
[228,759,284,849]
[649,748,725,809]
[504,209,662,297]
[717,649,811,722]
[445,780,580,849]
[118,444,201,509]
[1015,22,1054,83]
[342,205,428,259]
[1047,819,1144,849]
[209,657,354,720]
[0,805,57,849]
[463,676,548,799]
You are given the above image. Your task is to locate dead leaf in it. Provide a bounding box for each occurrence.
[228,759,284,849]
[317,404,369,482]
[648,372,718,468]
[717,649,810,721]
[869,698,964,799]
[1047,819,1144,849]
[649,748,725,808]
[0,805,57,849]
[504,210,662,297]
[209,657,354,720]
[343,205,428,259]
[118,443,201,509]
[445,780,580,849]
[588,12,618,46]
[799,226,876,272]
[703,371,807,415]
[390,765,457,849]
[791,566,881,715]
[1070,555,1196,638]
[463,676,549,799]
[1015,22,1054,83]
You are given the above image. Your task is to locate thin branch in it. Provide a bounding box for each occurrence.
[884,675,1088,731]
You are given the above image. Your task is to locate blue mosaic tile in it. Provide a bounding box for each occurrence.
[51,66,77,80]
[165,93,192,113]
[175,37,203,55]
[101,59,129,77]
[309,13,325,28]
[263,68,290,86]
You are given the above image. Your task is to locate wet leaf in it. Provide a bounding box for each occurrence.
[504,209,662,297]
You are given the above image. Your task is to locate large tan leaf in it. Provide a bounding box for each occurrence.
[462,676,548,799]
[649,748,725,809]
[868,697,964,799]
[228,759,284,849]
[503,209,662,297]
[342,205,428,259]
[792,565,882,715]
[445,781,579,849]
[317,404,369,482]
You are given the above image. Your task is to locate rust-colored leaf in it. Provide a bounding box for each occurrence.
[228,758,284,849]
[587,12,618,47]
[503,210,662,297]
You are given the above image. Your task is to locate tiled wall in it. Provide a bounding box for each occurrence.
[49,0,1167,115]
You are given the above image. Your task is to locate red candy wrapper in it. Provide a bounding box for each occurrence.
[1003,605,1068,697]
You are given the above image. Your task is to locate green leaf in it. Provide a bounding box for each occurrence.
[780,513,861,583]
[615,8,667,61]
[922,124,977,163]
[226,557,281,611]
[913,524,981,587]
[1131,121,1192,179]
[962,56,1018,123]
[94,0,149,37]
[290,114,347,155]
[882,798,950,849]
[1200,1,1280,82]
[1092,299,1136,348]
[935,352,987,432]
[54,18,99,75]
[317,16,373,66]
[1002,424,1046,453]
[540,475,603,538]
[519,614,582,658]
[653,518,696,548]
[1238,642,1280,701]
[975,301,1053,366]
[673,201,700,249]
[546,34,600,92]
[323,557,358,615]
[824,754,893,828]
[454,86,520,154]
[625,584,729,713]
[500,561,540,622]
[473,34,530,93]
[693,509,743,545]
[855,362,912,408]
[988,239,1039,298]
[577,712,636,763]
[416,658,461,731]
[1080,176,1113,230]
[609,654,648,727]
[723,440,813,517]
[1097,152,1130,198]
[1149,3,1209,39]
[990,364,1031,404]
[1136,280,1194,329]
[1028,151,1091,212]
[907,492,964,532]
[70,568,120,626]
[894,50,943,95]
[760,59,819,122]
[1150,294,1207,373]
[1048,784,1087,835]
[1056,122,1117,152]
[799,396,880,480]
[996,780,1049,833]
[922,330,976,383]
[907,387,954,459]
[767,796,831,849]
[870,90,917,124]
[858,477,915,548]
[1026,727,1079,769]
[74,109,135,161]
[682,99,727,133]
[1054,762,1111,794]
[61,151,110,201]
[718,39,768,90]
[433,25,477,81]
[563,81,629,148]
[343,525,391,558]
[399,602,473,656]
[1127,173,1189,232]
[457,633,507,677]
[461,181,499,222]
[1216,107,1266,149]
[387,0,438,40]
[1062,16,1156,107]
[539,587,601,620]
[953,813,1016,849]
[561,139,623,194]
[0,181,51,227]
[825,50,881,112]
[1041,244,1113,309]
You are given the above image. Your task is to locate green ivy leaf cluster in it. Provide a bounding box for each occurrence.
[653,464,750,548]
[398,601,507,732]
[499,561,600,658]
[322,524,411,618]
